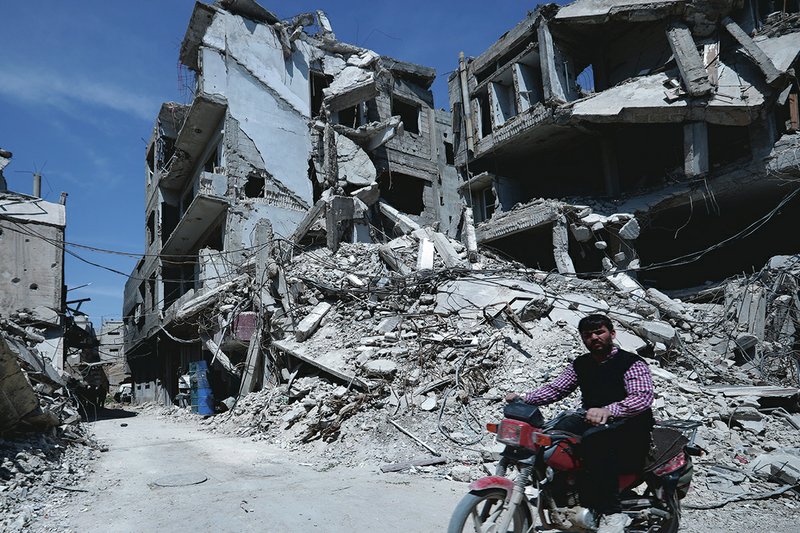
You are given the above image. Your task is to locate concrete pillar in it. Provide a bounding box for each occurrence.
[683,121,709,177]
[552,214,576,275]
[537,22,567,103]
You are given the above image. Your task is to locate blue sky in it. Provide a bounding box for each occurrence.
[0,1,544,325]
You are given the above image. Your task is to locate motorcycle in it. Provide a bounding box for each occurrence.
[448,401,701,533]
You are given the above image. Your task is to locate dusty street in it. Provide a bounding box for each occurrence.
[31,408,464,533]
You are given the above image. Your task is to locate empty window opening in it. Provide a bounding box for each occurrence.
[203,145,220,173]
[162,263,183,310]
[148,273,157,311]
[472,186,496,223]
[612,125,683,192]
[476,92,492,138]
[156,134,177,172]
[514,61,544,111]
[444,141,455,165]
[708,125,751,169]
[310,71,331,117]
[377,172,426,215]
[337,104,364,129]
[391,97,420,134]
[29,283,39,290]
[490,81,517,126]
[147,211,156,246]
[487,225,556,272]
[244,175,265,198]
[161,202,179,244]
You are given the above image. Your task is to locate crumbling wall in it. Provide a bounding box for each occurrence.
[0,197,65,325]
[198,10,315,207]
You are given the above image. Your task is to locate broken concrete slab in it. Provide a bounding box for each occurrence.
[750,451,800,485]
[323,66,378,113]
[570,223,592,242]
[362,358,398,378]
[350,183,380,206]
[618,218,640,240]
[722,17,781,85]
[616,329,647,353]
[295,302,332,342]
[552,214,576,275]
[416,238,435,272]
[646,288,686,320]
[273,337,369,390]
[336,133,376,187]
[666,21,713,96]
[379,200,421,235]
[431,231,461,268]
[335,116,403,151]
[434,276,546,320]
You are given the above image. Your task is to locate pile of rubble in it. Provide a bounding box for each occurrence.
[0,430,97,532]
[1,326,101,531]
[156,226,800,510]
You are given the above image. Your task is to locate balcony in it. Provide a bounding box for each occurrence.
[160,193,228,257]
[159,93,227,191]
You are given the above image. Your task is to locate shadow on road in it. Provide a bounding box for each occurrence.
[87,407,139,422]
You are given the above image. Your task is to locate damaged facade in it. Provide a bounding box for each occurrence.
[0,149,100,433]
[448,0,800,288]
[122,0,459,404]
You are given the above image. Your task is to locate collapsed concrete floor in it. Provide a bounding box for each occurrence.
[135,229,800,521]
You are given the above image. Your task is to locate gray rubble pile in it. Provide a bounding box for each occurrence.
[154,229,800,509]
[0,432,97,532]
[1,326,100,531]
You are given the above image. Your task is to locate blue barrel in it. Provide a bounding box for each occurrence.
[188,360,213,414]
[191,386,214,415]
[189,360,208,373]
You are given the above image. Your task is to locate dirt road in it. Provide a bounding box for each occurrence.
[32,408,464,532]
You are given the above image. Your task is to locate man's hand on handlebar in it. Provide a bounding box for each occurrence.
[505,393,522,403]
[585,407,612,426]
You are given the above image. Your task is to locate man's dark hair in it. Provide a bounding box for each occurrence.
[578,314,614,333]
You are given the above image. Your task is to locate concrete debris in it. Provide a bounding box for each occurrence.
[94,0,800,521]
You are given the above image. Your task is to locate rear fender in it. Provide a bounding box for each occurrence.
[468,476,515,501]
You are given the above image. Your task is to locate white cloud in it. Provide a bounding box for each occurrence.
[0,64,157,121]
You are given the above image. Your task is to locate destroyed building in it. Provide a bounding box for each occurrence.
[448,0,800,288]
[0,150,67,373]
[97,319,128,395]
[0,149,97,434]
[122,0,460,404]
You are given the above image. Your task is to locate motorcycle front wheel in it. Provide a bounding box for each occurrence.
[447,489,532,533]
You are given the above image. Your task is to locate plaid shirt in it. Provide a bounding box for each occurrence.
[523,348,654,418]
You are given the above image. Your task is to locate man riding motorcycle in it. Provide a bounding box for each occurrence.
[506,314,655,533]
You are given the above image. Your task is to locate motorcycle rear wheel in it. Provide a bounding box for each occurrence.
[447,489,532,533]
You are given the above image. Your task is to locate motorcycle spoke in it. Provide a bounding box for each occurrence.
[469,499,504,533]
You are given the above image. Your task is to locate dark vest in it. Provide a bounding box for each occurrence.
[572,349,654,428]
